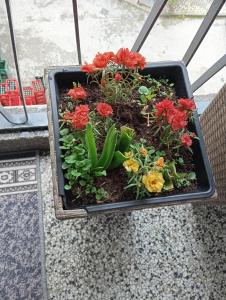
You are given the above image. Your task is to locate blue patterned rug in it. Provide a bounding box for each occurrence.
[0,153,47,300]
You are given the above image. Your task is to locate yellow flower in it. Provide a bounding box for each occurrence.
[139,147,148,157]
[123,159,139,173]
[142,171,164,193]
[156,157,164,168]
[124,151,133,158]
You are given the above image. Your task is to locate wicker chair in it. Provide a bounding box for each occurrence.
[200,83,226,202]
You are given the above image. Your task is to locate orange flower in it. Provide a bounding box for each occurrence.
[156,157,164,168]
[139,147,148,157]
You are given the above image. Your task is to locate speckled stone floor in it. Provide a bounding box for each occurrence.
[40,155,226,300]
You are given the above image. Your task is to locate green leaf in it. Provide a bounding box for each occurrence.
[64,184,71,190]
[71,170,81,177]
[168,161,180,179]
[187,172,197,181]
[146,92,156,100]
[62,162,69,170]
[85,123,98,168]
[60,128,69,136]
[138,86,149,95]
[79,180,86,187]
[163,169,174,191]
[94,170,107,177]
[96,125,118,170]
[65,155,77,164]
[109,151,127,170]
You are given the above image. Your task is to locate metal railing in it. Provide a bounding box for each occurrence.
[1,0,226,128]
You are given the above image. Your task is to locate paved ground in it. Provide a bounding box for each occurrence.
[0,0,225,95]
[41,155,226,300]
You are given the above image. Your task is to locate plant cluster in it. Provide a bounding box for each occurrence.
[59,48,197,204]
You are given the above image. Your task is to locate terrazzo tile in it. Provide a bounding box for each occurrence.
[40,155,226,300]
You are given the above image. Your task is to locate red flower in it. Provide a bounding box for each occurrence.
[114,73,122,81]
[114,48,146,69]
[72,114,89,129]
[114,48,137,69]
[68,86,87,100]
[181,133,192,147]
[93,51,115,68]
[81,63,96,74]
[96,102,113,117]
[63,111,74,121]
[155,99,175,117]
[72,104,90,129]
[178,98,196,111]
[167,108,188,131]
[75,104,89,114]
[133,52,146,69]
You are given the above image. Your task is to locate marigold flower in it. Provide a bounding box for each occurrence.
[68,86,87,100]
[96,102,113,117]
[155,99,175,118]
[178,98,196,111]
[93,51,115,68]
[81,63,96,73]
[123,159,139,172]
[142,171,165,193]
[156,157,164,168]
[181,133,192,147]
[124,151,133,158]
[139,147,148,157]
[114,73,122,81]
[167,108,188,131]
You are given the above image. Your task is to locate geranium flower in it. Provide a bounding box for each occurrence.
[155,99,175,118]
[167,108,188,131]
[81,63,96,73]
[68,86,87,100]
[123,159,139,172]
[114,73,122,81]
[96,102,113,117]
[178,98,196,111]
[156,157,164,168]
[181,133,192,147]
[93,51,115,68]
[142,171,165,193]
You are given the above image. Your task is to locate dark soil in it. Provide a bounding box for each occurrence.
[59,80,197,209]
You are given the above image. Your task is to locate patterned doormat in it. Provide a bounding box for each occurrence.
[0,153,47,299]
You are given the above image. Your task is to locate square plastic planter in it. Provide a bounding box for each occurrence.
[46,61,215,219]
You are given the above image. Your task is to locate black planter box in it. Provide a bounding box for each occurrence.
[47,61,215,218]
